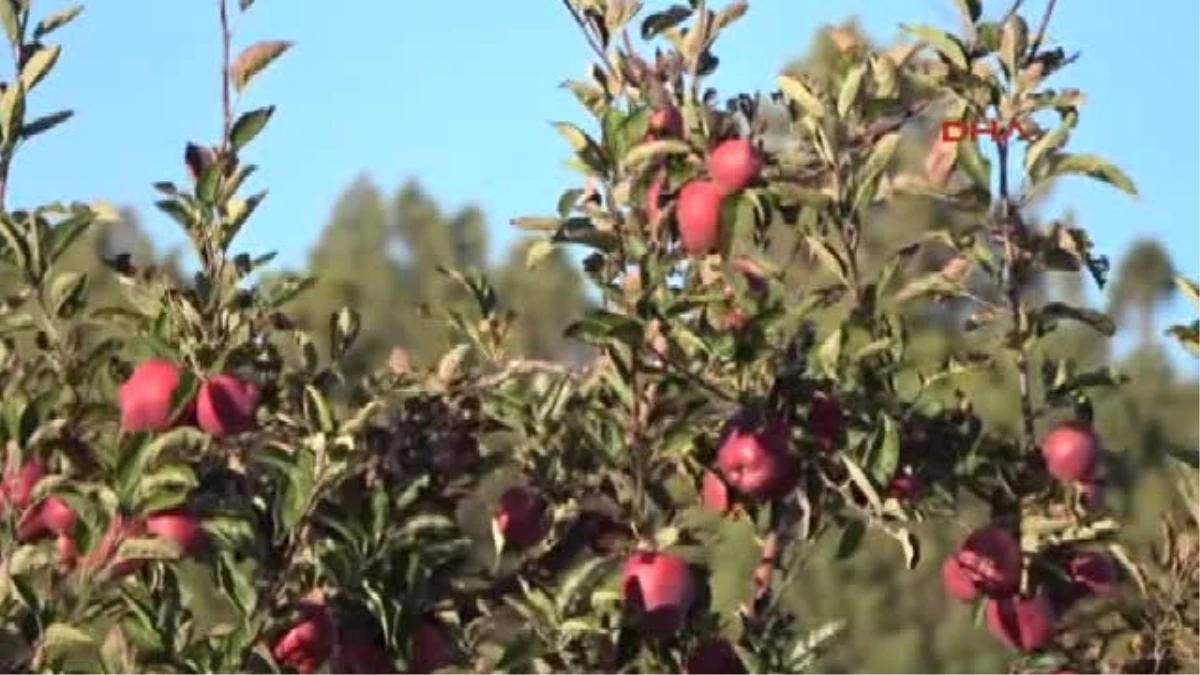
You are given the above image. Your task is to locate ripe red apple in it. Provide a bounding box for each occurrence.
[887,472,920,501]
[272,601,335,675]
[685,638,745,674]
[196,373,261,437]
[716,420,789,499]
[17,495,77,542]
[701,470,730,514]
[1068,550,1118,595]
[0,458,43,513]
[808,394,842,452]
[493,486,551,550]
[119,359,190,432]
[676,180,724,257]
[985,591,1056,652]
[707,138,761,195]
[941,555,980,602]
[1040,421,1100,483]
[146,508,206,556]
[648,107,683,138]
[409,620,449,675]
[622,549,695,633]
[333,636,395,674]
[943,526,1022,600]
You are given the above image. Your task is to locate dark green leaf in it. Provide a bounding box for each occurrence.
[20,109,71,139]
[640,5,691,40]
[836,521,866,559]
[229,106,274,152]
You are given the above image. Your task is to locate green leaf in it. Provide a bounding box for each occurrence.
[231,40,292,93]
[1037,302,1116,336]
[900,24,969,70]
[20,109,72,139]
[553,121,607,175]
[836,63,866,118]
[836,521,866,559]
[37,623,96,668]
[47,269,86,319]
[1042,153,1138,198]
[958,136,991,190]
[866,415,901,485]
[778,74,826,119]
[621,138,692,172]
[34,6,83,39]
[1166,322,1199,358]
[951,0,982,24]
[841,455,882,514]
[19,44,61,92]
[640,5,691,40]
[804,235,850,287]
[1023,113,1075,174]
[556,556,614,615]
[229,106,274,152]
[115,536,182,563]
[303,385,335,433]
[524,239,555,269]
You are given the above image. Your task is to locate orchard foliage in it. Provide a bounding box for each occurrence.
[0,0,1187,674]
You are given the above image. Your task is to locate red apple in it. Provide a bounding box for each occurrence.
[701,470,730,514]
[707,138,761,195]
[333,636,395,674]
[196,373,260,437]
[146,508,206,556]
[941,555,980,602]
[1,458,43,513]
[716,420,789,499]
[17,495,77,541]
[685,638,745,674]
[985,591,1056,652]
[945,526,1022,599]
[493,486,551,550]
[119,359,190,433]
[272,601,335,674]
[409,620,449,674]
[648,107,683,138]
[622,550,695,633]
[676,180,724,257]
[57,533,77,569]
[1068,550,1118,595]
[1040,421,1100,483]
[887,472,920,501]
[808,394,842,452]
[722,307,749,331]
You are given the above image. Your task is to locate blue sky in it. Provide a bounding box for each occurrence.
[7,0,1198,364]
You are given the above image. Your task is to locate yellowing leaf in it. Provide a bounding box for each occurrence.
[900,24,969,70]
[230,40,293,93]
[20,44,61,92]
[778,74,826,119]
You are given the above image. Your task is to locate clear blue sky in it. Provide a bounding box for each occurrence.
[8,0,1198,364]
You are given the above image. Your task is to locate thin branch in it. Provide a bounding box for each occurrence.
[1024,0,1059,66]
[219,0,233,152]
[1001,0,1027,24]
[559,0,612,77]
[996,140,1037,444]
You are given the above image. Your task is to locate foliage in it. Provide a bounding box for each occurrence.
[0,1,1191,674]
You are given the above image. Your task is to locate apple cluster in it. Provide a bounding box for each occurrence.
[940,421,1116,653]
[641,104,763,258]
[0,359,261,585]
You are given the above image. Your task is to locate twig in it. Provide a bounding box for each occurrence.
[996,140,1037,445]
[559,0,611,78]
[1024,0,1059,66]
[219,0,233,152]
[1001,0,1027,24]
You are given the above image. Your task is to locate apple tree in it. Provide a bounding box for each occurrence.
[0,0,1170,673]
